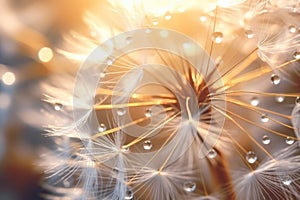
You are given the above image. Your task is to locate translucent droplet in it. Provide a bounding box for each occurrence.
[54,103,63,111]
[107,59,114,66]
[288,25,297,33]
[246,151,257,164]
[117,108,126,116]
[38,47,53,63]
[125,190,133,200]
[286,137,295,145]
[143,140,153,150]
[98,123,107,132]
[125,36,133,44]
[207,149,217,159]
[296,97,300,105]
[261,114,269,123]
[199,16,207,22]
[211,32,223,44]
[100,72,106,78]
[145,109,152,117]
[121,146,130,152]
[152,18,159,26]
[262,135,271,145]
[245,30,254,39]
[270,74,280,85]
[250,97,259,106]
[2,71,16,85]
[164,13,172,20]
[282,176,292,185]
[276,96,285,103]
[63,180,71,187]
[293,51,300,59]
[183,181,196,192]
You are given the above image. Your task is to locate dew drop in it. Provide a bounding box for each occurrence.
[152,18,159,26]
[282,176,292,186]
[117,108,126,116]
[262,135,271,145]
[288,25,297,33]
[285,137,295,145]
[100,72,106,78]
[296,97,300,105]
[199,16,207,22]
[246,151,257,164]
[261,114,269,123]
[121,146,130,152]
[143,140,153,150]
[107,59,114,66]
[98,123,107,132]
[293,51,300,59]
[125,36,133,44]
[207,149,217,159]
[54,103,63,111]
[183,181,196,192]
[245,30,254,39]
[164,12,172,20]
[276,96,285,103]
[250,97,259,106]
[125,190,133,200]
[145,109,152,117]
[270,74,280,85]
[211,32,223,44]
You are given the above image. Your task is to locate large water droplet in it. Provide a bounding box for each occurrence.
[261,114,269,123]
[285,137,295,145]
[207,149,217,159]
[183,181,196,192]
[117,108,126,116]
[245,30,254,39]
[54,103,63,111]
[250,97,259,106]
[293,51,300,59]
[246,151,257,164]
[125,190,133,200]
[262,135,271,145]
[144,108,152,117]
[152,18,159,26]
[211,32,223,44]
[288,25,297,33]
[143,140,153,150]
[98,123,107,132]
[296,97,300,105]
[271,74,280,85]
[282,176,292,186]
[276,96,285,103]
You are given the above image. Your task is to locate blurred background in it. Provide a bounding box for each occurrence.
[0,1,96,199]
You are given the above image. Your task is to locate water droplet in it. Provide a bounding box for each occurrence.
[250,97,259,106]
[296,97,300,105]
[100,72,106,78]
[121,146,130,152]
[63,180,71,187]
[207,149,217,158]
[98,123,107,132]
[164,13,172,20]
[246,151,257,164]
[107,59,114,66]
[282,176,292,185]
[270,74,280,85]
[211,32,223,44]
[199,16,207,22]
[262,135,271,145]
[2,71,16,85]
[288,25,297,33]
[152,18,159,26]
[245,30,254,39]
[261,114,269,123]
[38,47,53,63]
[126,36,133,44]
[286,137,295,145]
[183,181,196,192]
[276,96,285,103]
[293,51,300,59]
[143,140,153,150]
[145,109,152,117]
[117,108,126,116]
[54,103,63,111]
[125,190,133,200]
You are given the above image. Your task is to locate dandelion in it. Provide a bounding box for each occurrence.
[40,0,300,199]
